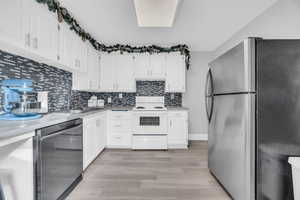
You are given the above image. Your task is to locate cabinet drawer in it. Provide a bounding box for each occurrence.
[132,135,167,150]
[110,120,132,132]
[108,133,131,147]
[110,112,131,120]
[168,111,187,118]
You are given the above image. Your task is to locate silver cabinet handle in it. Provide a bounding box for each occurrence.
[33,37,38,49]
[170,120,172,127]
[25,33,30,47]
[75,59,80,68]
[96,119,101,127]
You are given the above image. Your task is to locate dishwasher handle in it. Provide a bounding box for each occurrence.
[40,124,82,141]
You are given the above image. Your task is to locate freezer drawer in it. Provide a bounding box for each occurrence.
[209,38,255,94]
[208,93,255,200]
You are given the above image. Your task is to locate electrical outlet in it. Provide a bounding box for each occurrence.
[119,93,123,99]
[171,93,175,100]
[108,97,112,103]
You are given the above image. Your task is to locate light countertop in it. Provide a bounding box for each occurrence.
[0,106,187,143]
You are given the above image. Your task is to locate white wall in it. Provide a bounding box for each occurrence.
[214,0,300,57]
[183,52,212,140]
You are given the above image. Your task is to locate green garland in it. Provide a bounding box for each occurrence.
[35,0,191,69]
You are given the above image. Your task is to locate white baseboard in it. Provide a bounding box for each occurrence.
[188,133,208,141]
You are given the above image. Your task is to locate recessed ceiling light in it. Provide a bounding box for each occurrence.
[134,0,180,27]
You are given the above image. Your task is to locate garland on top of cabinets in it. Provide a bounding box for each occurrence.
[35,0,191,69]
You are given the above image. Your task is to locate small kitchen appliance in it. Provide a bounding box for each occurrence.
[132,96,168,150]
[0,79,42,120]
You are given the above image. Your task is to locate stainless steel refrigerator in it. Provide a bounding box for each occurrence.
[206,38,300,200]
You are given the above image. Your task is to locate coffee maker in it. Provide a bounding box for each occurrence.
[0,79,42,120]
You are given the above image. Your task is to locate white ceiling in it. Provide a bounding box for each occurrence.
[59,0,278,51]
[134,0,179,27]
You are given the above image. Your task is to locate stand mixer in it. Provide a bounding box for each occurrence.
[0,79,42,120]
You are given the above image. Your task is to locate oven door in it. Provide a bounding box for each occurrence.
[132,112,167,135]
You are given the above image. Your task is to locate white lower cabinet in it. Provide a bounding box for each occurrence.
[83,112,107,170]
[107,111,132,148]
[0,137,34,200]
[167,111,188,149]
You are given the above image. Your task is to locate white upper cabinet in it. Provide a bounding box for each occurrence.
[165,52,186,93]
[23,0,58,61]
[69,31,87,72]
[57,22,71,67]
[134,53,166,80]
[134,53,150,79]
[114,53,135,92]
[34,4,58,61]
[99,53,135,92]
[0,0,24,49]
[149,54,166,79]
[99,53,115,92]
[73,44,100,91]
[87,45,101,91]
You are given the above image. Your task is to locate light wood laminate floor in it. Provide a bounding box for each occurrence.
[67,141,231,200]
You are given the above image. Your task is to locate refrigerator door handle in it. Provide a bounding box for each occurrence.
[205,69,214,122]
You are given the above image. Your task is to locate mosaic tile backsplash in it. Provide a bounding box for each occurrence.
[0,50,72,112]
[71,82,182,110]
[0,50,182,112]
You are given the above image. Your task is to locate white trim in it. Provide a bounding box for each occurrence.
[188,133,208,141]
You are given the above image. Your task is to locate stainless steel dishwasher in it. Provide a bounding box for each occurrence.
[34,119,83,200]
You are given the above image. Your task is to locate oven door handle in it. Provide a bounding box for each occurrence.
[40,124,83,141]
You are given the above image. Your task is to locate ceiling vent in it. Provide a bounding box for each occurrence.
[134,0,180,27]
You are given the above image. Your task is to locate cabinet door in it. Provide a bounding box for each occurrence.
[69,32,87,72]
[34,4,58,61]
[168,112,188,146]
[115,54,135,92]
[0,138,34,200]
[99,53,114,92]
[72,71,89,91]
[0,0,23,48]
[87,46,100,91]
[99,114,107,151]
[166,53,186,92]
[58,23,72,67]
[134,53,150,79]
[23,0,39,51]
[95,117,102,155]
[84,117,100,170]
[149,54,166,79]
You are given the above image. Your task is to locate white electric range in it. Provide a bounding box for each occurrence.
[132,96,168,150]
